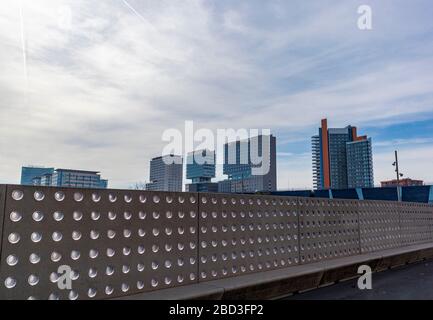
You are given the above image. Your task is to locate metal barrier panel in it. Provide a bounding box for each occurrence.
[0,185,6,272]
[298,198,360,264]
[0,186,199,300]
[198,194,300,281]
[359,200,401,253]
[400,202,433,246]
[1,184,432,300]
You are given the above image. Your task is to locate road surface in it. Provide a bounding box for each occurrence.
[286,261,433,300]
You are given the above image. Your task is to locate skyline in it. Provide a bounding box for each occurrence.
[15,123,431,191]
[1,0,433,189]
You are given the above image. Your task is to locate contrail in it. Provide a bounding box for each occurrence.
[121,0,154,29]
[19,0,29,90]
[120,0,167,62]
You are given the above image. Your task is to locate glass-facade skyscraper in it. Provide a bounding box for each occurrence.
[219,135,277,193]
[186,150,215,183]
[328,128,352,189]
[185,150,218,193]
[312,119,374,190]
[346,138,374,189]
[146,155,183,192]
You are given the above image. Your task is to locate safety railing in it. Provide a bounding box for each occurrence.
[0,185,432,300]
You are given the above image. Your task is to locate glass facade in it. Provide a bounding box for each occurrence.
[186,150,215,183]
[22,167,108,189]
[220,135,277,193]
[51,169,107,189]
[21,167,54,185]
[186,182,218,193]
[328,128,351,189]
[40,173,53,186]
[346,139,374,189]
[146,155,183,192]
[185,150,216,192]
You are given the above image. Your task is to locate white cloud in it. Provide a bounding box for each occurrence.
[375,137,433,148]
[374,146,433,185]
[0,0,432,189]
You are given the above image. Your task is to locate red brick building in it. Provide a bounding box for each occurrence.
[381,178,424,187]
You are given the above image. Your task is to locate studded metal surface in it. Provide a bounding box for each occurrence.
[298,198,360,264]
[359,200,401,253]
[198,194,300,281]
[0,185,199,300]
[400,202,433,246]
[0,184,432,299]
[0,185,5,267]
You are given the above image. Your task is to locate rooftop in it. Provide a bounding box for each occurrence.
[55,168,101,174]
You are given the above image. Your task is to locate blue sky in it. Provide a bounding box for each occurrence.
[0,0,433,189]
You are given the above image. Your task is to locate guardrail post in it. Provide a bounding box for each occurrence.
[397,186,402,202]
[429,186,433,204]
[356,188,364,200]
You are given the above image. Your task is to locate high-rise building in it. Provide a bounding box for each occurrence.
[185,150,218,193]
[23,167,108,189]
[146,155,183,192]
[219,135,277,193]
[328,127,352,189]
[21,166,54,185]
[186,150,216,183]
[311,135,321,190]
[346,138,374,189]
[312,119,374,190]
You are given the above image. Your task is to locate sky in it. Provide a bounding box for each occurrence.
[1,0,433,190]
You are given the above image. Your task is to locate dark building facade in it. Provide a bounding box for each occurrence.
[346,138,374,189]
[146,155,183,192]
[186,182,218,193]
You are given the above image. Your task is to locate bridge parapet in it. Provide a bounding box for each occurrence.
[0,185,432,300]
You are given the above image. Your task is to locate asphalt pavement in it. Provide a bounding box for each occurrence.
[286,261,433,300]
